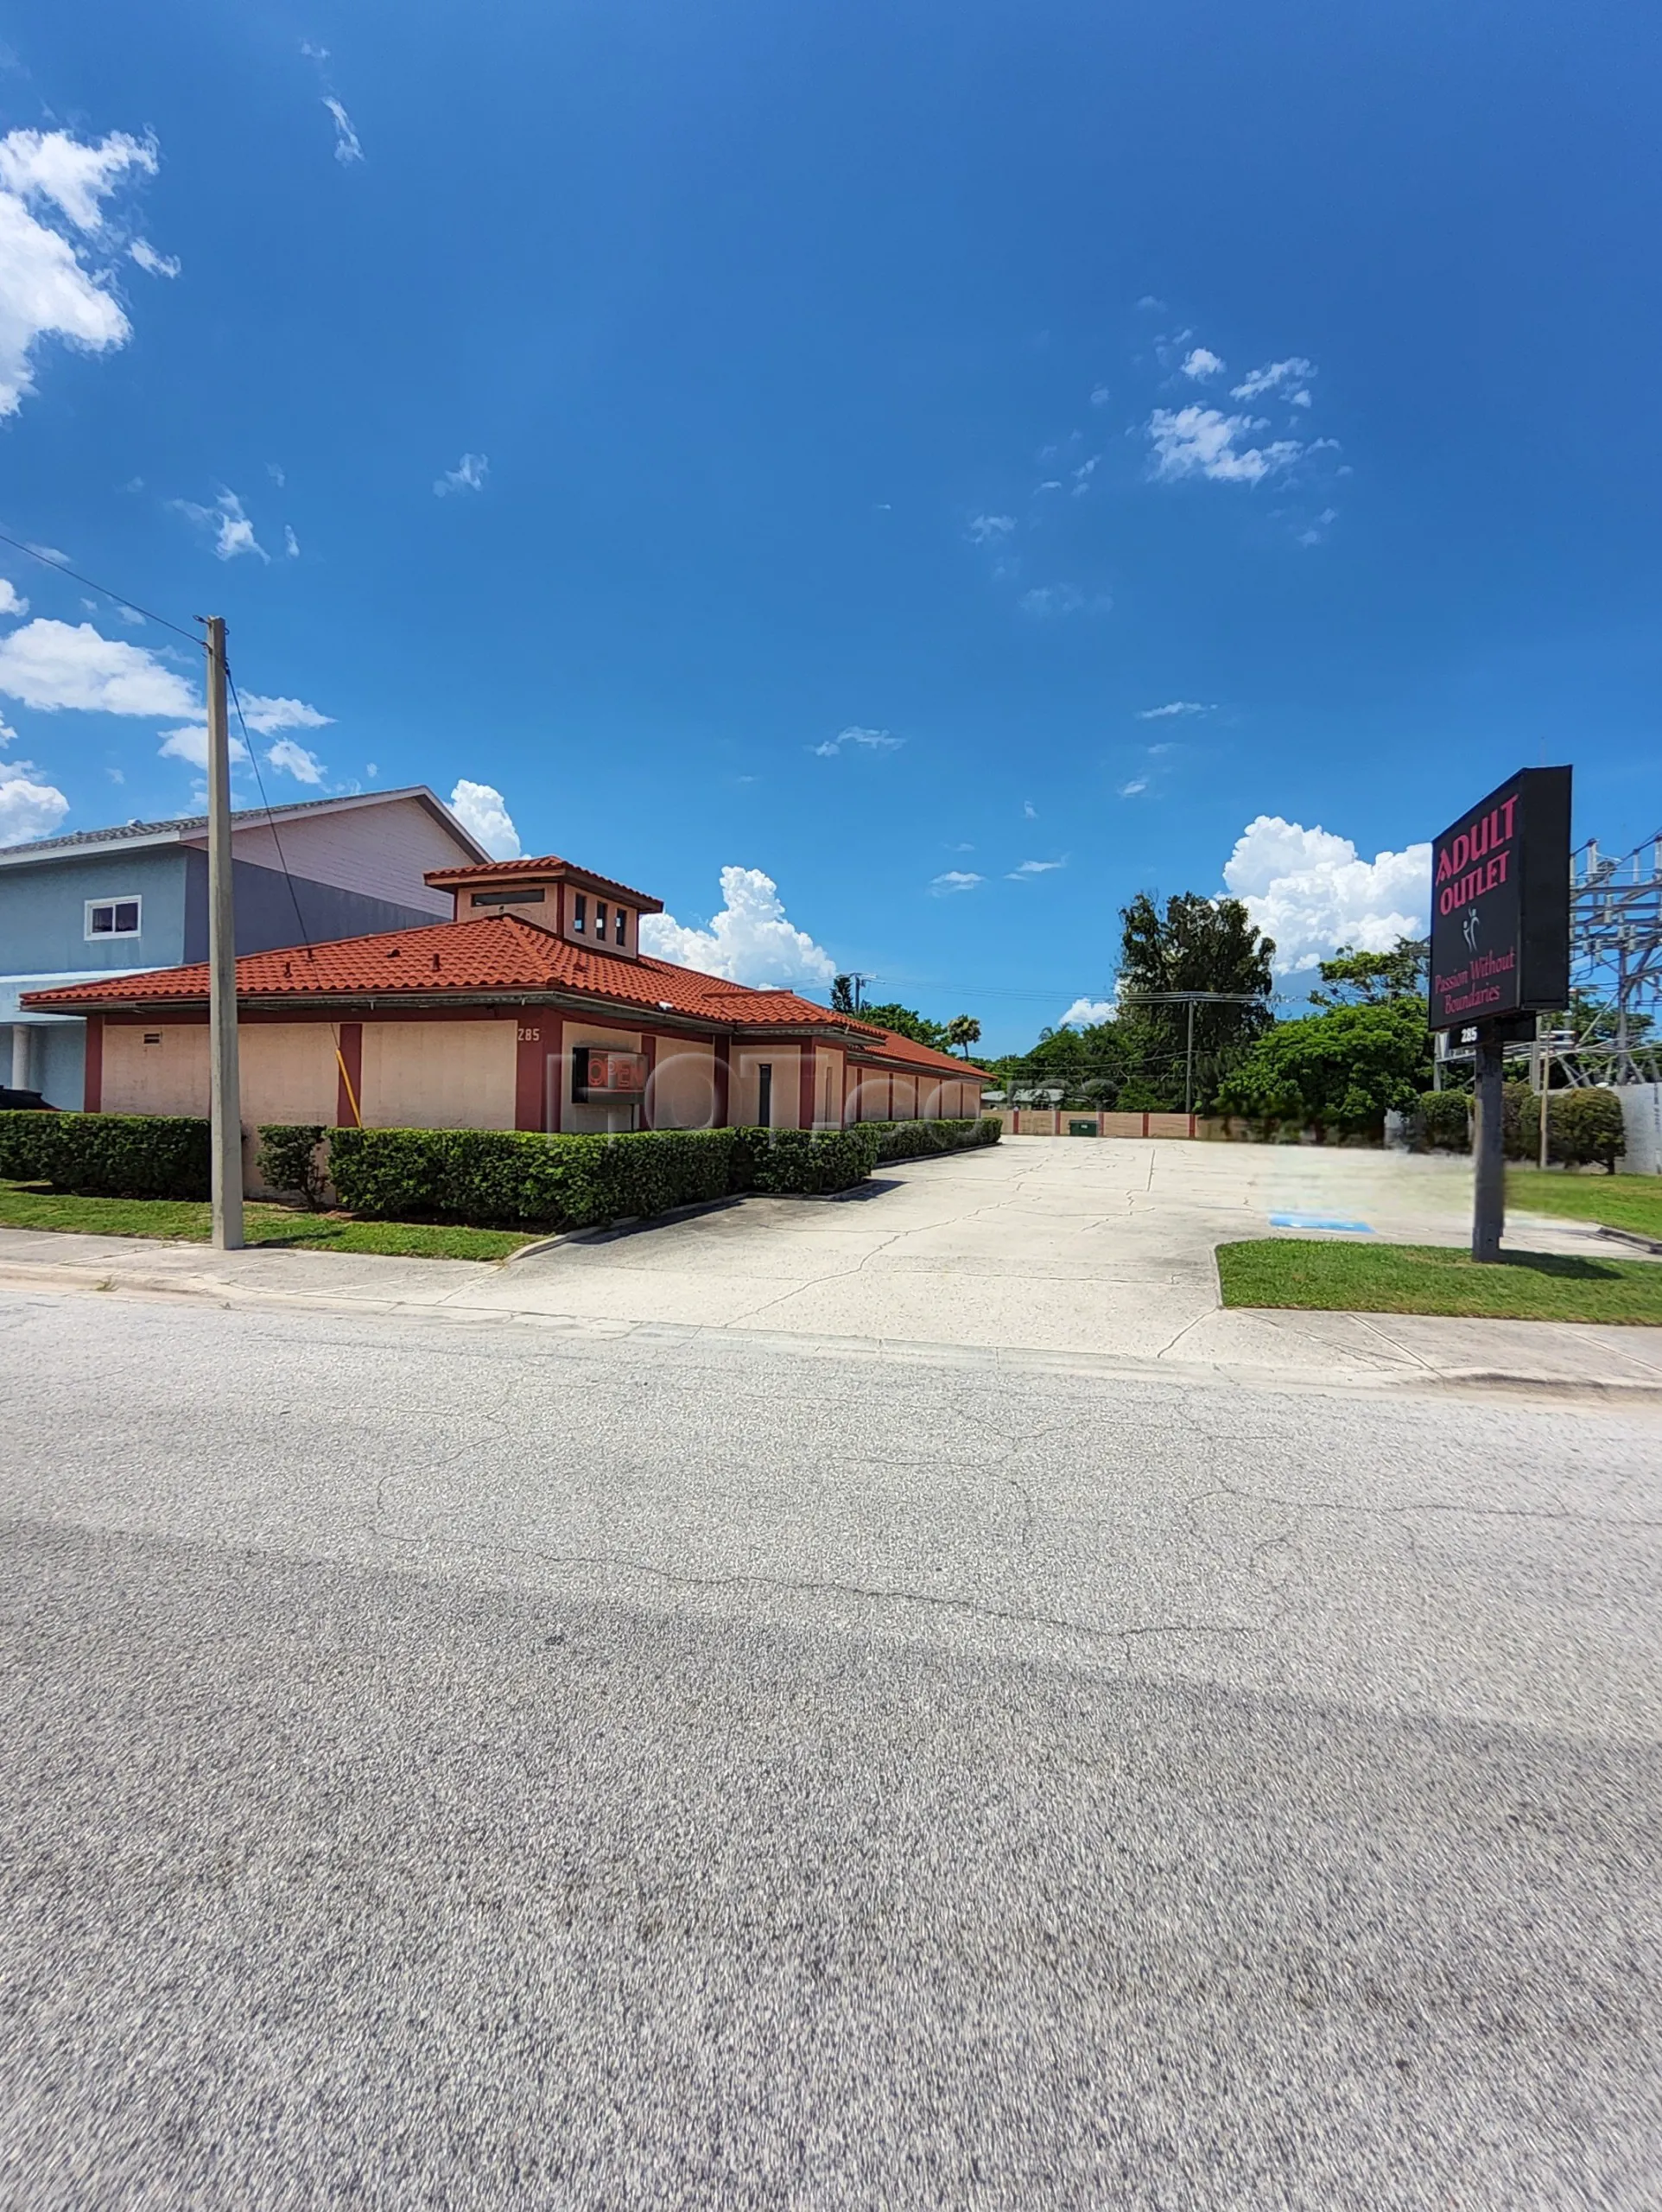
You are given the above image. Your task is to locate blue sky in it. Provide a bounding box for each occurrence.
[1,0,1658,1047]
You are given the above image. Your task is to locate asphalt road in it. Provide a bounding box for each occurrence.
[1,1287,1659,2209]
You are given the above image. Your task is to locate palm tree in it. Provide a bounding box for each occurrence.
[946,1014,982,1059]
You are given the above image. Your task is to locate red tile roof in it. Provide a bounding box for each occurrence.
[19,916,981,1076]
[425,855,662,909]
[857,1027,991,1079]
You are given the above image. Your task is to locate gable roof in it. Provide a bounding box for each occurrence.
[0,786,490,870]
[22,913,987,1074]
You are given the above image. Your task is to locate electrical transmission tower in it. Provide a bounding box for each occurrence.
[1564,830,1662,1084]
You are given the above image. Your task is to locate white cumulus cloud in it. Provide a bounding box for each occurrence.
[448,779,520,859]
[435,452,488,496]
[640,865,835,989]
[0,128,155,232]
[0,127,158,416]
[0,618,199,718]
[931,869,982,894]
[264,738,326,784]
[1147,406,1303,486]
[0,766,69,844]
[158,725,250,772]
[1222,814,1430,973]
[0,578,27,618]
[1059,997,1114,1027]
[238,693,332,736]
[1180,346,1224,379]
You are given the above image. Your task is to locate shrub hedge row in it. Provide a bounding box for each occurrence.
[1,1108,1005,1227]
[1416,1084,1627,1170]
[0,1110,211,1198]
[868,1115,1004,1165]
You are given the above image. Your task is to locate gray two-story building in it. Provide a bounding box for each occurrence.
[1,786,489,1106]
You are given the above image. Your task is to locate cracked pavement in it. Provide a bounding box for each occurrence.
[2,1287,1659,2209]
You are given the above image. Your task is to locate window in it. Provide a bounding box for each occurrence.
[471,887,545,908]
[86,897,141,939]
[614,906,627,947]
[573,893,587,933]
[757,1064,773,1128]
[594,901,608,944]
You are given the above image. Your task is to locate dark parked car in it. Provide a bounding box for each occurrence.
[0,1088,55,1111]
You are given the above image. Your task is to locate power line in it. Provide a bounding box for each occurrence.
[0,527,200,643]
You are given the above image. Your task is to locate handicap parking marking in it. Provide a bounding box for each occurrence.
[1267,1212,1374,1234]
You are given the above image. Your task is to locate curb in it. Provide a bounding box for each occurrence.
[3,1259,1660,1407]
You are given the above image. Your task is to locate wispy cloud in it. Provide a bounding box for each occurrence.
[282,524,300,558]
[323,97,363,165]
[1018,583,1109,618]
[26,544,69,566]
[1089,383,1111,406]
[1231,357,1313,402]
[1137,699,1212,720]
[1007,857,1065,879]
[1070,455,1100,496]
[967,513,1014,544]
[128,237,179,278]
[1023,800,1037,819]
[1180,346,1224,379]
[173,486,268,562]
[434,452,488,496]
[931,869,982,894]
[812,725,903,758]
[1146,405,1303,486]
[1118,778,1149,798]
[236,693,332,736]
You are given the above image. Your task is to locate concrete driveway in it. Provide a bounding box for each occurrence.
[444,1135,1661,1385]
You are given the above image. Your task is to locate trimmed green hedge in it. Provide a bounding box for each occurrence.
[3,1109,1004,1226]
[0,1109,212,1199]
[733,1125,882,1195]
[328,1125,741,1227]
[864,1115,1002,1165]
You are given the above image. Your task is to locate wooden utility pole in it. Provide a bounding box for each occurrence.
[204,616,244,1250]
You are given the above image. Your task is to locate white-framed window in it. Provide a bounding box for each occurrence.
[86,895,142,940]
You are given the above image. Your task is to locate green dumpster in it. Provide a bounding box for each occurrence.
[1068,1118,1097,1136]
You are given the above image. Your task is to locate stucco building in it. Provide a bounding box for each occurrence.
[1,787,487,1107]
[25,851,987,1135]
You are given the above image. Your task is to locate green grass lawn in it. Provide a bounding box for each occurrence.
[1506,1169,1662,1243]
[0,1181,530,1262]
[1217,1237,1662,1325]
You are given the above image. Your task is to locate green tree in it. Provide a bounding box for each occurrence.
[1116,891,1276,1111]
[830,975,857,1014]
[946,1014,983,1059]
[857,1001,954,1052]
[1309,937,1429,1007]
[1217,1001,1430,1131]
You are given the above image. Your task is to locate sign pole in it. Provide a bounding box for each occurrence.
[1470,1030,1506,1262]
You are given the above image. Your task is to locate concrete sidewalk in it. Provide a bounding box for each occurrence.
[3,1140,1659,1399]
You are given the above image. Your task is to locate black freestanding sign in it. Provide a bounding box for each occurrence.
[1428,766,1571,1032]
